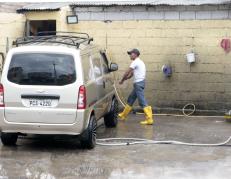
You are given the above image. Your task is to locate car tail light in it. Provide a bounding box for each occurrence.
[0,84,4,107]
[77,85,86,109]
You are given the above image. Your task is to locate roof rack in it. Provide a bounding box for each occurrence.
[13,31,94,48]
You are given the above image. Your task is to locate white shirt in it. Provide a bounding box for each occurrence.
[129,57,146,83]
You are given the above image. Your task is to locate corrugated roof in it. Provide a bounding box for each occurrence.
[16,1,231,13]
[17,2,69,13]
[71,0,231,6]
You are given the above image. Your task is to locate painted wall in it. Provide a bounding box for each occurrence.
[13,5,231,113]
[0,12,25,70]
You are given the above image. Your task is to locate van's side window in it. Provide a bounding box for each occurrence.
[100,52,109,74]
[91,53,102,79]
[81,54,93,82]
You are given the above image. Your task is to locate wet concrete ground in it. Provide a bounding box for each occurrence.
[1,114,231,179]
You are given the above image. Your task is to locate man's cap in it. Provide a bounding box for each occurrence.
[127,48,140,56]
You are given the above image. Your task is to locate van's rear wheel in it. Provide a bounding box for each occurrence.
[1,132,18,146]
[104,98,118,128]
[80,115,97,149]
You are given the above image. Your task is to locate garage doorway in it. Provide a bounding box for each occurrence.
[27,20,56,36]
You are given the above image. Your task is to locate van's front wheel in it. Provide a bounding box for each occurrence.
[104,98,118,128]
[80,115,97,149]
[1,132,18,146]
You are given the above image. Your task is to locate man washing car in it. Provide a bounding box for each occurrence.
[118,49,154,125]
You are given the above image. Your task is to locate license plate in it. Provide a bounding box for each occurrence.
[29,99,52,107]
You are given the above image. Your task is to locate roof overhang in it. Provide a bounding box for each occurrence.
[17,2,69,13]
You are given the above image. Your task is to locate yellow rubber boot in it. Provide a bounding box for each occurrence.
[140,106,154,125]
[118,104,132,120]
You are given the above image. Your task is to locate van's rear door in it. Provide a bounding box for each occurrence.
[4,53,78,124]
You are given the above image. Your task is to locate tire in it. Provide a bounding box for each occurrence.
[80,115,97,149]
[1,132,18,146]
[104,97,118,128]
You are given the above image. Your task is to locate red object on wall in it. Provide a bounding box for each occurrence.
[221,39,231,53]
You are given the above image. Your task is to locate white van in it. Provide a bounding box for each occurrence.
[0,32,119,149]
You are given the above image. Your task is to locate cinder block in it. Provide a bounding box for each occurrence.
[229,10,231,18]
[224,74,231,83]
[105,12,121,21]
[162,29,193,37]
[146,29,163,37]
[152,21,166,29]
[164,11,180,20]
[145,62,162,72]
[163,20,201,29]
[105,21,123,29]
[174,63,191,73]
[148,11,164,20]
[115,12,134,20]
[107,29,132,38]
[200,73,224,83]
[179,11,196,20]
[201,83,225,92]
[211,10,229,19]
[224,65,231,75]
[129,29,146,38]
[133,12,149,20]
[200,20,231,28]
[74,7,89,12]
[193,37,219,47]
[198,55,224,64]
[92,29,107,37]
[179,91,202,101]
[90,12,105,21]
[225,83,231,92]
[193,29,227,37]
[175,73,200,82]
[191,64,223,73]
[174,82,200,92]
[77,12,91,21]
[200,92,217,102]
[135,21,152,29]
[88,7,104,12]
[123,21,138,29]
[196,11,212,19]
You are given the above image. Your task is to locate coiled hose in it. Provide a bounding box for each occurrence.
[96,137,231,146]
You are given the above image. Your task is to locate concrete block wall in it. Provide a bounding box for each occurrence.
[70,5,231,113]
[5,5,231,114]
[66,19,231,113]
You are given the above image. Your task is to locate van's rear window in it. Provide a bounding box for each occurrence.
[7,53,76,86]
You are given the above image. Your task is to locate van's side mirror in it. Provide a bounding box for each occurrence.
[109,63,118,72]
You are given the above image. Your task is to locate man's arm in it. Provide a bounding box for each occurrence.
[125,70,133,79]
[119,68,134,84]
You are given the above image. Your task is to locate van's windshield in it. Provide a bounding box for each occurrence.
[7,53,76,86]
